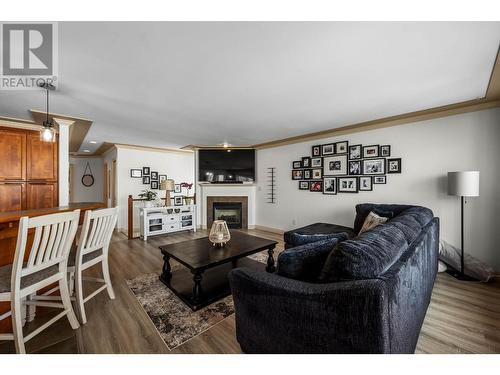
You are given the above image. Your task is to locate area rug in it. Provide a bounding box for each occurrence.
[126,251,268,350]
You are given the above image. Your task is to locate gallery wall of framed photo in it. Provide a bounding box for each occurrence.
[292,141,401,194]
[130,166,169,191]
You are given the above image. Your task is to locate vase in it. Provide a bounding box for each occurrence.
[209,220,231,247]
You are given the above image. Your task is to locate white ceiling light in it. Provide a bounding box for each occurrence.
[83,149,91,153]
[89,140,97,144]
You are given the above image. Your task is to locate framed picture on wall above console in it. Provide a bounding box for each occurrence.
[151,171,158,180]
[374,176,387,184]
[299,181,309,190]
[301,157,311,168]
[143,176,151,184]
[130,169,142,178]
[359,176,373,191]
[292,170,303,180]
[151,181,159,189]
[322,143,334,155]
[303,169,312,179]
[310,181,322,192]
[311,157,322,167]
[335,141,348,154]
[292,161,301,169]
[362,158,385,175]
[142,167,150,176]
[380,145,391,157]
[159,174,167,182]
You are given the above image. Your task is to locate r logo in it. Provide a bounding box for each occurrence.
[2,23,53,76]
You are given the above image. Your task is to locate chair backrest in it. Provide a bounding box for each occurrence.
[12,209,81,289]
[77,207,118,258]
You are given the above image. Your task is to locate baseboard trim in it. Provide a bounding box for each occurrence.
[254,225,285,235]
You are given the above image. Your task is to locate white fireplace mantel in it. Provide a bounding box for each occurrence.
[197,183,257,229]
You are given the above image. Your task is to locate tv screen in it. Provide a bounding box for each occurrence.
[199,149,255,183]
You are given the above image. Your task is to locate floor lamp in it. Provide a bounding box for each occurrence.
[447,171,479,281]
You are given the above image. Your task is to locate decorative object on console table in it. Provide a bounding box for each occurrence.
[174,196,183,206]
[138,189,158,208]
[447,171,480,281]
[160,179,175,206]
[180,182,194,205]
[209,220,231,247]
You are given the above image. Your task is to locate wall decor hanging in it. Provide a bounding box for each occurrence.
[267,167,276,204]
[291,141,401,194]
[81,162,95,187]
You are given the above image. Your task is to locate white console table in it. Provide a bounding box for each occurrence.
[140,205,197,241]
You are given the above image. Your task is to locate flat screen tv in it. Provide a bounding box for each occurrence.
[198,149,255,183]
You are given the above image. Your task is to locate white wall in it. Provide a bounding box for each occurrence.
[69,157,104,203]
[116,147,195,230]
[256,108,500,271]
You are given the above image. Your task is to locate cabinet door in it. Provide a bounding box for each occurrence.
[0,182,26,212]
[27,182,58,209]
[0,129,26,181]
[27,133,58,181]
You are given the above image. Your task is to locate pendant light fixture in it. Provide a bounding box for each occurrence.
[39,82,56,142]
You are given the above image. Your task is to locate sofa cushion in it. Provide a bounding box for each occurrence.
[388,215,421,245]
[399,207,434,228]
[288,231,349,247]
[319,223,408,282]
[278,237,342,281]
[358,211,388,236]
[284,222,355,248]
[353,204,409,234]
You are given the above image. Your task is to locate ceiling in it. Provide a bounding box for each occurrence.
[0,22,499,153]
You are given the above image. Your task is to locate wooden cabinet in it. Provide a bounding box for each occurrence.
[0,182,26,212]
[0,129,26,181]
[0,127,59,212]
[27,133,58,181]
[27,182,58,209]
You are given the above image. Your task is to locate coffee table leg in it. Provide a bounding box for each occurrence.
[160,254,172,284]
[192,271,203,305]
[266,245,276,273]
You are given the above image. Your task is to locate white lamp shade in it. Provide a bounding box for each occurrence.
[448,171,479,197]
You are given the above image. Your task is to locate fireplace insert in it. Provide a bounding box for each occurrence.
[213,202,243,229]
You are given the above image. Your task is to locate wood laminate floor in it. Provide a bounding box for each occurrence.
[1,228,499,354]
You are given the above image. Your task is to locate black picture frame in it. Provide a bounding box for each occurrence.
[312,145,321,157]
[323,155,348,176]
[130,169,142,178]
[159,174,167,183]
[292,169,303,180]
[174,184,182,193]
[323,177,337,195]
[142,176,150,184]
[373,176,387,184]
[299,181,310,190]
[174,196,183,206]
[335,141,348,154]
[150,171,159,180]
[151,181,159,189]
[311,157,323,168]
[142,167,150,176]
[338,177,359,193]
[321,143,335,156]
[359,176,373,191]
[349,144,362,160]
[362,158,386,175]
[303,169,312,180]
[311,168,322,180]
[292,161,302,169]
[380,145,391,157]
[348,160,361,175]
[387,158,402,173]
[362,145,380,158]
[309,181,323,192]
[301,157,311,168]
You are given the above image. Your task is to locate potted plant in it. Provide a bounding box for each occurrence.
[138,189,158,208]
[180,182,194,205]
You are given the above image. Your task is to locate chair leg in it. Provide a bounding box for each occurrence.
[59,276,80,330]
[27,294,36,323]
[12,296,26,354]
[74,267,87,325]
[101,258,115,300]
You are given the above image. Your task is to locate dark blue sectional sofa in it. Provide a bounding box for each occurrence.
[228,204,439,354]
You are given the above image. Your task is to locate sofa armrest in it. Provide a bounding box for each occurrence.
[277,237,344,281]
[228,267,390,354]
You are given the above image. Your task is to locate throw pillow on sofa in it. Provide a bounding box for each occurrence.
[358,211,388,236]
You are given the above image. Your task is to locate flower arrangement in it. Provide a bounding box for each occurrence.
[180,182,193,195]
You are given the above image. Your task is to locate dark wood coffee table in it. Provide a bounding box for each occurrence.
[159,230,277,311]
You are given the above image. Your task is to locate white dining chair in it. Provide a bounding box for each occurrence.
[67,207,118,324]
[0,210,81,354]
